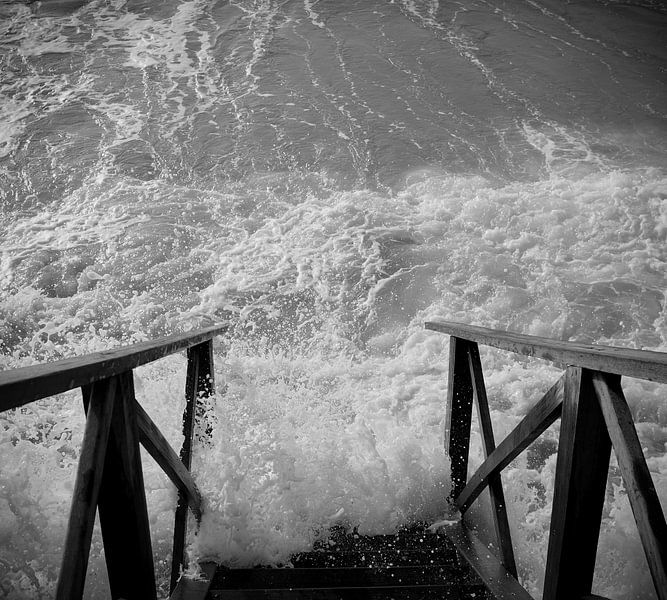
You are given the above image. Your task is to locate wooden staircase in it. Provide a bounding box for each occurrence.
[172,525,491,599]
[2,321,665,600]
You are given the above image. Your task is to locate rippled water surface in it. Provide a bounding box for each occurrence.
[1,0,666,598]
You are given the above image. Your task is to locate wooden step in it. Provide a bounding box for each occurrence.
[212,565,465,588]
[207,584,490,599]
[170,527,492,600]
[289,548,456,568]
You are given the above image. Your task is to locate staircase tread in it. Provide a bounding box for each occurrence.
[197,526,490,600]
[289,550,458,568]
[211,564,467,589]
[313,532,454,552]
[208,583,491,599]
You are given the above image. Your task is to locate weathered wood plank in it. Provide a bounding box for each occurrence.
[543,368,612,600]
[425,320,667,384]
[207,585,487,599]
[55,378,116,600]
[445,337,474,500]
[440,522,534,600]
[592,372,667,600]
[0,324,227,412]
[211,565,465,588]
[456,374,564,513]
[135,401,203,521]
[171,341,215,592]
[467,342,517,579]
[290,548,456,568]
[169,562,216,600]
[97,370,156,600]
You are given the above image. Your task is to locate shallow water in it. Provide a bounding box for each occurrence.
[0,0,666,598]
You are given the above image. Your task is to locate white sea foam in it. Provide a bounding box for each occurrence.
[303,0,326,29]
[0,7,92,160]
[2,166,665,598]
[1,1,666,598]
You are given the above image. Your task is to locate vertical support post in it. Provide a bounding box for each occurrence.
[445,336,474,501]
[543,367,611,600]
[467,342,518,579]
[55,378,117,600]
[592,372,667,600]
[170,340,215,592]
[97,370,156,600]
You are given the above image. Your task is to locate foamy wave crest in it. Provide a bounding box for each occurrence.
[1,165,665,599]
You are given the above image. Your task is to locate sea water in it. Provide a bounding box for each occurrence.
[0,0,665,598]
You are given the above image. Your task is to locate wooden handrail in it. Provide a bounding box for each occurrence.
[426,319,667,383]
[0,325,227,600]
[427,320,667,600]
[0,324,227,411]
[56,377,117,600]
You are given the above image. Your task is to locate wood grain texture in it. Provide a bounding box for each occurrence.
[0,324,227,412]
[445,337,474,500]
[97,371,157,600]
[55,378,116,600]
[466,342,517,579]
[592,372,667,600]
[543,368,611,600]
[135,401,203,520]
[425,320,667,383]
[456,374,564,513]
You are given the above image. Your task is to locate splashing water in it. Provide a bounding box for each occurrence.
[1,0,666,598]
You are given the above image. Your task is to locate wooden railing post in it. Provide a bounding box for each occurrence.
[97,370,156,600]
[466,342,517,578]
[0,325,226,600]
[445,336,474,501]
[55,378,117,600]
[425,321,667,600]
[543,367,612,600]
[171,340,215,591]
[592,372,667,600]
